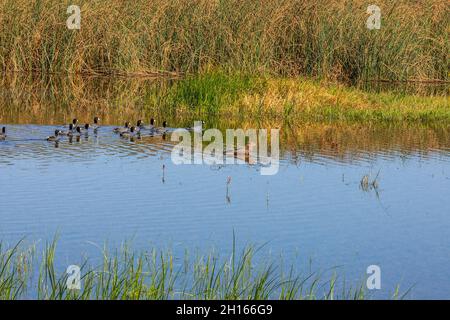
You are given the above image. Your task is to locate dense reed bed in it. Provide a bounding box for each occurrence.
[0,238,407,300]
[0,0,448,81]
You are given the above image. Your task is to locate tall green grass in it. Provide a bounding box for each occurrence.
[0,0,448,82]
[0,238,408,300]
[166,72,266,114]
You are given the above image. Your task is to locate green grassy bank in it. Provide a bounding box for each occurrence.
[1,72,448,124]
[163,72,449,122]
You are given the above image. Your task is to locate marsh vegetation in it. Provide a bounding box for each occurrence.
[1,73,448,125]
[0,0,448,83]
[0,238,409,300]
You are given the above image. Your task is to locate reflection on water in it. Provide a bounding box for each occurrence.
[0,124,449,167]
[1,76,450,299]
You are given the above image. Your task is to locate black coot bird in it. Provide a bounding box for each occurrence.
[47,130,62,142]
[0,127,6,140]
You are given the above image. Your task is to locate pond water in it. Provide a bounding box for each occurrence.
[0,76,449,299]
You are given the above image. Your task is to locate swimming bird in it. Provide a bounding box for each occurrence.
[136,120,145,129]
[68,126,82,137]
[65,118,78,128]
[47,130,61,142]
[82,123,90,132]
[154,121,168,135]
[73,124,90,136]
[0,127,6,140]
[120,126,137,138]
[140,118,156,131]
[113,122,130,134]
[59,124,74,136]
[93,117,101,130]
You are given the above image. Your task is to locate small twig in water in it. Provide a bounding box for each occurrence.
[360,171,380,192]
[226,176,232,203]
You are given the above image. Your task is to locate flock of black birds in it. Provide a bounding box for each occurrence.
[0,117,173,142]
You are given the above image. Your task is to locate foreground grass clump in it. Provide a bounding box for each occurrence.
[0,239,407,300]
[0,0,447,81]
